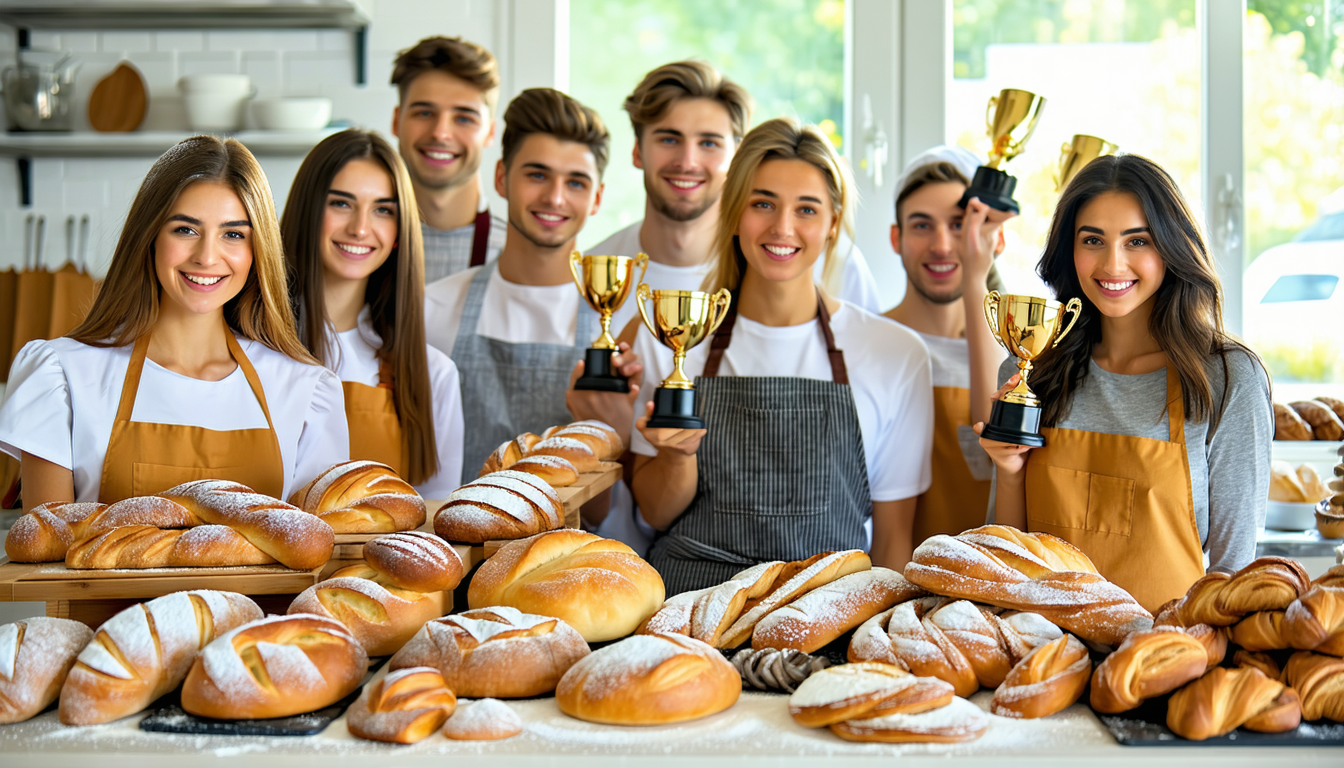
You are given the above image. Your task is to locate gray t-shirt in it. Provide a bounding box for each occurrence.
[420,213,507,283]
[993,348,1272,574]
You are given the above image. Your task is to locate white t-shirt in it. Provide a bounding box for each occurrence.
[330,307,466,500]
[630,302,934,502]
[589,221,884,336]
[0,335,349,501]
[424,266,582,356]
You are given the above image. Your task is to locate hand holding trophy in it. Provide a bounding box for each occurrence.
[957,88,1047,214]
[636,284,731,429]
[570,252,650,392]
[980,292,1082,447]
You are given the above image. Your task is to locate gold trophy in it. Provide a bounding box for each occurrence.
[980,292,1082,446]
[636,283,731,429]
[570,252,649,392]
[1055,134,1118,192]
[957,88,1047,214]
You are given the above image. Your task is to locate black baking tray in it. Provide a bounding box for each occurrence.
[1098,693,1344,746]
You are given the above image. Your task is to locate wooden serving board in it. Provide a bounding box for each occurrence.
[88,61,148,132]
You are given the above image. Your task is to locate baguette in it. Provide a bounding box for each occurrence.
[751,568,923,652]
[288,460,426,533]
[0,617,94,724]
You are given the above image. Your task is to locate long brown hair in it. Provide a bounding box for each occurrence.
[69,135,311,362]
[1032,154,1265,429]
[280,129,437,486]
[707,117,854,294]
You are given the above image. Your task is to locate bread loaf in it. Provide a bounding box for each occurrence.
[554,424,623,460]
[990,634,1091,719]
[441,698,523,740]
[334,531,464,593]
[1089,626,1209,713]
[288,460,426,533]
[1166,666,1301,740]
[1183,622,1229,670]
[904,526,1153,647]
[509,455,579,487]
[479,439,523,477]
[65,525,277,569]
[555,633,740,725]
[1283,651,1344,722]
[637,588,706,637]
[434,470,564,544]
[58,590,262,725]
[1275,402,1314,440]
[181,614,368,720]
[5,498,197,563]
[719,550,871,649]
[158,480,335,569]
[288,577,448,657]
[847,596,1062,697]
[689,561,783,647]
[1168,557,1312,627]
[828,696,989,744]
[1318,396,1344,423]
[1230,611,1289,651]
[1283,585,1344,655]
[751,568,923,653]
[468,529,664,642]
[787,662,953,727]
[346,666,456,744]
[525,436,600,473]
[1291,400,1344,441]
[0,617,94,724]
[389,606,589,697]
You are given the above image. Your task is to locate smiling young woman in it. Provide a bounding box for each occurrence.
[976,154,1274,612]
[0,136,349,510]
[281,129,464,497]
[629,117,934,595]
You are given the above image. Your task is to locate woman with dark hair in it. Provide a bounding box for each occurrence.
[976,154,1273,612]
[281,129,463,497]
[0,136,348,510]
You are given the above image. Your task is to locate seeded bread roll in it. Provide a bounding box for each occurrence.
[288,577,449,657]
[347,666,456,744]
[435,470,564,544]
[288,460,426,533]
[0,617,94,724]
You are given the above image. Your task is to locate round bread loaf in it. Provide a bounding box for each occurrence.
[347,666,456,744]
[0,617,94,724]
[288,577,449,657]
[468,529,665,641]
[556,633,740,725]
[441,698,523,740]
[435,471,564,544]
[389,606,589,697]
[288,460,426,533]
[181,613,367,720]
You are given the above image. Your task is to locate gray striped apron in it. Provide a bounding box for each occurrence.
[647,296,871,596]
[450,261,600,484]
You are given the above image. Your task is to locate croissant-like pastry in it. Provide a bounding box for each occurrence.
[1232,649,1283,681]
[1168,558,1311,627]
[1166,666,1301,740]
[1230,611,1289,652]
[990,634,1091,719]
[1183,622,1228,670]
[1315,565,1344,590]
[1283,651,1344,722]
[1283,585,1344,656]
[1089,626,1209,713]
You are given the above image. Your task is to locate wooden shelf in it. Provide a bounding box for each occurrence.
[0,0,371,30]
[0,129,342,159]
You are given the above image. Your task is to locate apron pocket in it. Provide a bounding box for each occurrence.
[1027,464,1091,531]
[1028,464,1134,537]
[132,463,243,498]
[1086,473,1135,537]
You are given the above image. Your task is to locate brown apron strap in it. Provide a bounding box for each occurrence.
[1165,364,1185,444]
[469,208,491,268]
[701,293,848,384]
[114,333,153,422]
[224,332,278,434]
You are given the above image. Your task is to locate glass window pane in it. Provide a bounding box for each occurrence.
[1259,274,1339,303]
[568,0,845,248]
[950,0,1200,298]
[1243,1,1344,398]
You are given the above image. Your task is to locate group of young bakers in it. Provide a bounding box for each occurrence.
[0,35,1272,612]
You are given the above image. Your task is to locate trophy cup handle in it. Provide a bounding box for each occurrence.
[983,291,1007,351]
[1052,297,1084,348]
[633,252,650,286]
[985,95,998,134]
[568,251,586,296]
[636,283,658,339]
[1054,140,1072,190]
[706,288,732,336]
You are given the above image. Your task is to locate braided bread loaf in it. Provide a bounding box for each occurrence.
[904,525,1152,647]
[0,617,93,724]
[347,666,456,744]
[847,596,1062,697]
[1167,666,1301,740]
[1283,651,1344,722]
[435,470,564,544]
[1230,610,1288,652]
[288,461,425,533]
[1283,585,1344,655]
[990,633,1091,719]
[1162,557,1311,627]
[5,498,195,562]
[1089,626,1209,713]
[65,525,276,569]
[157,480,335,569]
[58,590,262,725]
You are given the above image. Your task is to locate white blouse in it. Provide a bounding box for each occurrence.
[330,307,465,500]
[0,335,349,501]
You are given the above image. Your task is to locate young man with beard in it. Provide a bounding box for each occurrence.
[391,36,508,282]
[884,147,1011,544]
[424,88,610,483]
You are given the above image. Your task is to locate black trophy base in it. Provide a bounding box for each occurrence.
[648,387,704,429]
[574,347,629,392]
[957,166,1020,214]
[980,398,1046,447]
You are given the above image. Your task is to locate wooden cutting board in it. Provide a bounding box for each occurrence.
[88,61,147,132]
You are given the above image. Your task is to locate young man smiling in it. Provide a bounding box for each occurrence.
[423,88,610,483]
[391,36,508,282]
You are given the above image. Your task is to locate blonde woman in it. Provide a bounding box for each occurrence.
[629,117,934,594]
[281,129,464,498]
[0,136,348,510]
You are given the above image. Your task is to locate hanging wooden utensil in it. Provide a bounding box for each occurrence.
[88,61,148,133]
[49,214,99,338]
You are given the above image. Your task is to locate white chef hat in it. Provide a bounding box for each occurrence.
[894,145,982,204]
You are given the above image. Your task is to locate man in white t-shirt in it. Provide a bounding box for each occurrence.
[391,36,508,282]
[424,88,614,485]
[883,147,1012,545]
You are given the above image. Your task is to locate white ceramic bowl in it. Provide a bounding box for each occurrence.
[252,97,332,131]
[178,74,253,95]
[184,92,251,132]
[1265,499,1320,531]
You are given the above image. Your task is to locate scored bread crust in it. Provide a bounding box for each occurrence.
[719,550,872,649]
[479,439,524,477]
[990,634,1091,719]
[64,524,277,569]
[5,499,193,563]
[346,531,465,593]
[287,460,426,533]
[751,568,924,653]
[525,436,600,473]
[435,471,564,544]
[287,577,449,657]
[157,480,335,569]
[509,455,580,487]
[555,633,740,725]
[347,666,456,744]
[467,529,664,642]
[0,617,94,724]
[787,662,952,728]
[389,606,590,698]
